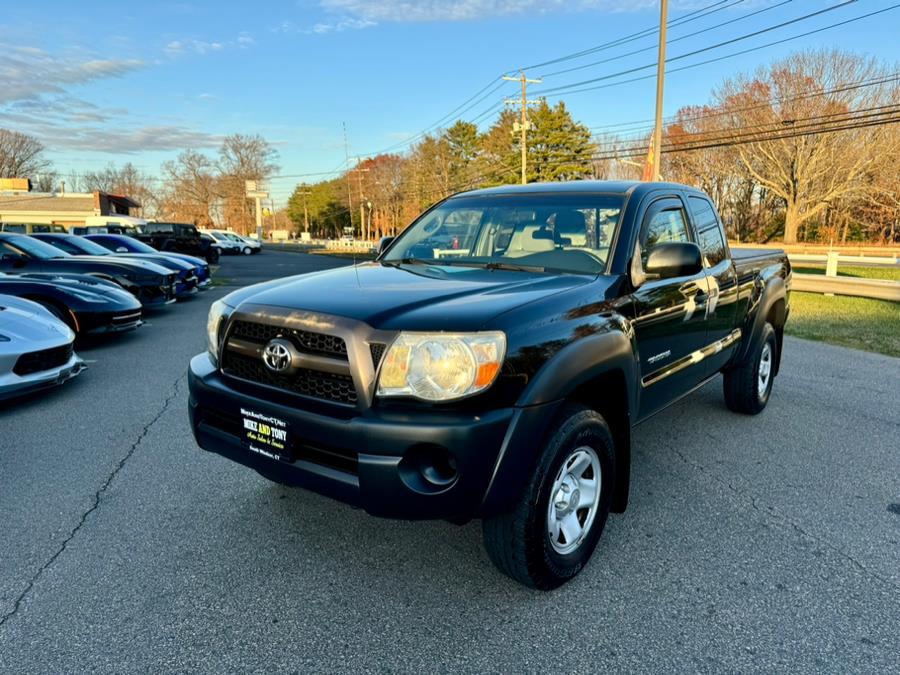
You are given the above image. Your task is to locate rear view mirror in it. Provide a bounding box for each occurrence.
[644,242,703,279]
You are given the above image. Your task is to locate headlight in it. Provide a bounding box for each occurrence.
[376,331,506,401]
[206,299,233,364]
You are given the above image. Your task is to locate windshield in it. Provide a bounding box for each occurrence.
[63,237,112,256]
[224,233,244,242]
[1,235,72,259]
[383,193,624,275]
[117,237,156,253]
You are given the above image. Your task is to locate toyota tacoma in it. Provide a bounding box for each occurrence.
[189,181,790,589]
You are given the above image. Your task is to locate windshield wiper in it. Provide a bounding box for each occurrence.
[482,261,545,273]
[381,257,431,267]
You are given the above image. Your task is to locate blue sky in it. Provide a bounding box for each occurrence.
[2,0,898,205]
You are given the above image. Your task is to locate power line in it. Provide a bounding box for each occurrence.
[537,3,900,100]
[537,0,858,96]
[591,104,900,154]
[587,71,900,134]
[519,0,740,72]
[591,113,900,162]
[540,0,792,79]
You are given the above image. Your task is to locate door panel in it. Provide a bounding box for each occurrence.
[687,196,740,375]
[630,198,711,420]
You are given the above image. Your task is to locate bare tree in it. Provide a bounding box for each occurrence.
[217,134,279,234]
[715,50,900,243]
[80,162,158,217]
[158,150,219,227]
[0,129,52,179]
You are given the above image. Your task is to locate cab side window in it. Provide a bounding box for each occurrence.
[689,196,727,266]
[640,207,690,268]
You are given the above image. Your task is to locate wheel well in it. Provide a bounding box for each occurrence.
[23,295,76,331]
[569,369,631,513]
[766,298,786,376]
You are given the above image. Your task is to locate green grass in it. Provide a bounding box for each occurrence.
[786,292,900,357]
[792,265,900,281]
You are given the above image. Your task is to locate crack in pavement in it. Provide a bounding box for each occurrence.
[665,430,900,596]
[0,373,186,629]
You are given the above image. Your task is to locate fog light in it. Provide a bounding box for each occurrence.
[399,445,459,493]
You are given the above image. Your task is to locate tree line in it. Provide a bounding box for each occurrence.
[288,49,899,245]
[2,48,898,244]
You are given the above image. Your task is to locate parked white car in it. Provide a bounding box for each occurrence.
[221,232,261,255]
[199,230,243,255]
[0,295,86,400]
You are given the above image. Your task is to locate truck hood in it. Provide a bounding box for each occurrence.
[227,262,600,330]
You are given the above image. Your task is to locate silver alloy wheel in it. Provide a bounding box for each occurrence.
[547,446,602,555]
[758,342,773,400]
[243,247,252,255]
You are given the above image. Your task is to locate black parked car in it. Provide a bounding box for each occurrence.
[84,234,211,289]
[0,233,177,307]
[31,233,201,299]
[131,222,219,264]
[0,271,142,334]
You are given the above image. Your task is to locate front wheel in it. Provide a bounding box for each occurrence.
[723,322,777,415]
[242,246,252,255]
[482,403,615,590]
[205,248,220,264]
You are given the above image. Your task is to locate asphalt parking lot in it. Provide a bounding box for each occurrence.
[1,250,898,673]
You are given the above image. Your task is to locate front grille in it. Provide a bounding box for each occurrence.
[230,320,348,359]
[14,343,73,376]
[223,352,357,405]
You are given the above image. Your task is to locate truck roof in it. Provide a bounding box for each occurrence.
[453,180,699,199]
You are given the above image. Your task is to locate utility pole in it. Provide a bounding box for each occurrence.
[353,160,370,241]
[648,0,668,182]
[342,122,354,236]
[503,71,542,184]
[296,187,312,233]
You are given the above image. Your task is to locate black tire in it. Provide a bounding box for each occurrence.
[242,246,252,256]
[723,322,777,415]
[206,248,220,264]
[482,403,616,590]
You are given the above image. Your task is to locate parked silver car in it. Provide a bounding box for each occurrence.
[0,294,86,400]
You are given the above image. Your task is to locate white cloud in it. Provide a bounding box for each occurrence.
[0,46,143,104]
[317,0,733,23]
[274,17,376,34]
[164,33,255,58]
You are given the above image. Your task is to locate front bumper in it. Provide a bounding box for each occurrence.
[0,353,86,401]
[79,308,143,334]
[188,353,554,519]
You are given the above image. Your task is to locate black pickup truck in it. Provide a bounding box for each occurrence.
[189,181,790,589]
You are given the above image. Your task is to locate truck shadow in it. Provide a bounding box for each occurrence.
[215,379,736,602]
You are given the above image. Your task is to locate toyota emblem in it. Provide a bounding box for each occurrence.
[262,339,292,373]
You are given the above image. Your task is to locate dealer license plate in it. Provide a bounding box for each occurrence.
[240,407,291,461]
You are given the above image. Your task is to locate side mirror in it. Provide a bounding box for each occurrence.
[377,236,395,256]
[644,242,703,280]
[1,252,25,265]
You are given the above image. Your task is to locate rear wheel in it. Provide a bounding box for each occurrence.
[482,403,615,590]
[723,322,777,415]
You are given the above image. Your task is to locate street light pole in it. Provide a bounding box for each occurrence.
[650,0,668,182]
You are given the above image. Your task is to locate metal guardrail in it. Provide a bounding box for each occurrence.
[792,274,900,302]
